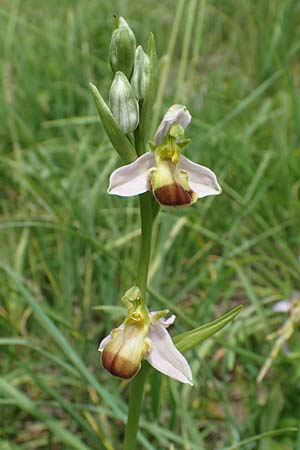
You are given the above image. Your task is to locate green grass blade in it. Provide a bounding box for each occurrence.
[0,378,92,450]
[0,258,126,421]
[220,428,298,450]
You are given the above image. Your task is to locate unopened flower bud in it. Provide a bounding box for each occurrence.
[109,71,139,134]
[131,45,151,101]
[109,17,136,79]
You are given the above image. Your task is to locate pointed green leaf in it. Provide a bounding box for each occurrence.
[174,305,243,353]
[89,83,136,164]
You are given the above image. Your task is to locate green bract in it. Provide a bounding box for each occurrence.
[109,17,136,79]
[109,71,139,134]
[174,305,242,353]
[89,83,136,164]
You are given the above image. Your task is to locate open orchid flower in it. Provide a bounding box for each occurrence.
[108,104,221,207]
[98,287,193,385]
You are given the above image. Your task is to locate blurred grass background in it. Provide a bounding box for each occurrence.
[1,0,300,449]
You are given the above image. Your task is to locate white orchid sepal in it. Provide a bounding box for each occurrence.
[98,287,193,385]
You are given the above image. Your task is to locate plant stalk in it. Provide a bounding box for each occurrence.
[123,170,154,449]
[135,192,153,298]
[122,213,152,448]
[123,363,150,450]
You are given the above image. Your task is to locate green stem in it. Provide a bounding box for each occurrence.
[123,106,157,449]
[122,224,152,450]
[133,126,154,298]
[134,126,145,156]
[135,192,153,298]
[123,180,154,450]
[123,363,151,450]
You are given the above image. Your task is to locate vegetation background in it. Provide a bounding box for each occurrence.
[1,0,300,449]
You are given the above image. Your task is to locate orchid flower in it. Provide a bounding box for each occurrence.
[108,104,221,207]
[273,291,300,312]
[98,286,193,384]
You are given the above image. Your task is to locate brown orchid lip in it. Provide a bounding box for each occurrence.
[154,183,194,207]
[102,351,140,379]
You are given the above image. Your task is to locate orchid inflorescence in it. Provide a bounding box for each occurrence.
[90,16,237,397]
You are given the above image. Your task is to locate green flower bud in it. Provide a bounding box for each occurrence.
[131,45,151,101]
[109,71,139,134]
[109,17,136,79]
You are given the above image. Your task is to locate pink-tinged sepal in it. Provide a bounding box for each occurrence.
[108,152,155,197]
[147,313,193,385]
[179,155,221,198]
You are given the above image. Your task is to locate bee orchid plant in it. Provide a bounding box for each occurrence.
[90,16,241,450]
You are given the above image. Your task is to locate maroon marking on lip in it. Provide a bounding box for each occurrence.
[154,183,193,206]
[102,351,139,379]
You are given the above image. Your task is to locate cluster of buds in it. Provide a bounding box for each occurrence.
[108,17,154,134]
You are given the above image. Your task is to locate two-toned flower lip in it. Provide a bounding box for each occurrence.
[99,303,193,385]
[107,104,222,207]
[100,322,150,379]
